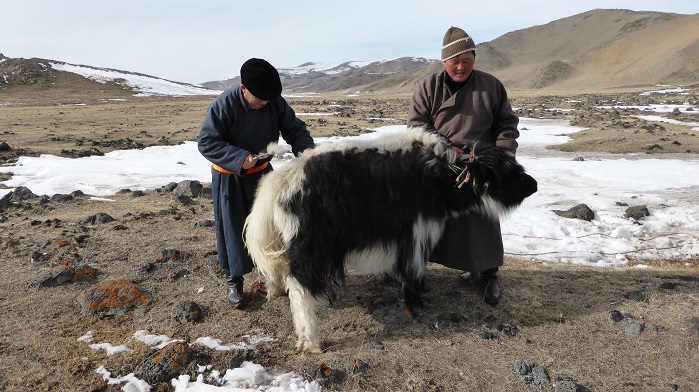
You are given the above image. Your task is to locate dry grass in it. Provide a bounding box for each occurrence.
[1,86,699,391]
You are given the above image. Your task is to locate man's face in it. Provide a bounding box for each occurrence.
[241,85,269,110]
[443,52,475,83]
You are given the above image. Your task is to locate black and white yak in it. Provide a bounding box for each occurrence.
[244,127,537,353]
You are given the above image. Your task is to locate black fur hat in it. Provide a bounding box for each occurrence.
[240,58,282,101]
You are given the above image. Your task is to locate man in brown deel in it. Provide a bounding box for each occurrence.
[407,26,520,306]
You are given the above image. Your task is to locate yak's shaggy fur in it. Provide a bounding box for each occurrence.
[244,128,537,353]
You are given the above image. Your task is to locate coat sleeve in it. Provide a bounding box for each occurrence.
[276,98,315,156]
[407,77,438,133]
[492,82,519,153]
[197,94,251,176]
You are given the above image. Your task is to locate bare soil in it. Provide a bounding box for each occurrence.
[1,87,699,391]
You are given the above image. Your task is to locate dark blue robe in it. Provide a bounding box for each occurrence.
[198,86,315,277]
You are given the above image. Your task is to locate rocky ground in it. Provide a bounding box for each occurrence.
[1,88,699,391]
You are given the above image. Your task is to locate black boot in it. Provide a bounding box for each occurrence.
[226,275,245,309]
[479,268,501,306]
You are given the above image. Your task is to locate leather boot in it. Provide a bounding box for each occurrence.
[480,268,501,306]
[226,275,245,309]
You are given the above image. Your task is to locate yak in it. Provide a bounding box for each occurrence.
[244,127,537,353]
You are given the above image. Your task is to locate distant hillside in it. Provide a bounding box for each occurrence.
[201,9,699,94]
[198,57,438,94]
[477,9,699,91]
[3,9,698,96]
[0,54,220,97]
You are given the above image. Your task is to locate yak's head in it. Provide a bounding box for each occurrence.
[449,144,538,218]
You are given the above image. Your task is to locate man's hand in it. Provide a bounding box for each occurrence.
[241,154,256,170]
[450,146,464,155]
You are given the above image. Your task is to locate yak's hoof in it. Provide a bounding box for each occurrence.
[297,339,323,354]
[405,305,423,318]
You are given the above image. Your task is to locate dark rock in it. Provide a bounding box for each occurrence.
[642,144,663,151]
[553,203,594,221]
[0,141,10,151]
[79,212,115,225]
[61,148,103,158]
[134,342,193,384]
[199,185,212,199]
[174,180,203,198]
[27,261,97,291]
[195,220,215,228]
[625,321,645,337]
[8,186,36,202]
[156,249,191,263]
[338,357,370,376]
[553,377,580,392]
[624,290,646,302]
[79,279,152,315]
[160,182,178,193]
[609,310,625,322]
[176,195,192,205]
[27,265,73,291]
[659,282,680,290]
[50,194,73,202]
[624,205,650,220]
[168,269,189,281]
[513,360,550,389]
[173,299,203,323]
[228,349,252,369]
[478,330,497,340]
[306,361,345,386]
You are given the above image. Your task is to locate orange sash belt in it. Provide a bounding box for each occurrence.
[212,162,269,175]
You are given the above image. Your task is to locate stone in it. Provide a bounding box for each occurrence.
[553,203,594,221]
[134,342,193,384]
[173,299,203,323]
[79,279,152,315]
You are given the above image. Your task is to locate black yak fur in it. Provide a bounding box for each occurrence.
[244,127,537,353]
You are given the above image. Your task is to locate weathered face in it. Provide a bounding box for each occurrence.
[443,52,475,83]
[241,85,269,110]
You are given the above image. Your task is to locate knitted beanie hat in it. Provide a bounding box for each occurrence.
[441,27,476,61]
[240,58,282,101]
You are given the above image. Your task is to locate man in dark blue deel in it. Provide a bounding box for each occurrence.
[198,58,315,308]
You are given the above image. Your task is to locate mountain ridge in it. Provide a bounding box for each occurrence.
[2,9,698,96]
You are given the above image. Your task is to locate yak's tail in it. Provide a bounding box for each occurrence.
[244,166,299,299]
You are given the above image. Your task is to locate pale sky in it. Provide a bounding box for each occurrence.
[3,0,698,84]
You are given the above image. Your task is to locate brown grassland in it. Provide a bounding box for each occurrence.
[1,85,699,391]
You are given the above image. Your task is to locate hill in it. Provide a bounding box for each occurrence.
[2,9,699,97]
[480,9,699,91]
[204,9,699,94]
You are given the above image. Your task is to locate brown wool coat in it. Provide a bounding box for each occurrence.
[407,69,519,272]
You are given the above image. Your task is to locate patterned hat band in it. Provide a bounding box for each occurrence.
[441,37,476,61]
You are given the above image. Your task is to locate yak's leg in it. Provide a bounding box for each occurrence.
[286,276,323,354]
[402,278,425,317]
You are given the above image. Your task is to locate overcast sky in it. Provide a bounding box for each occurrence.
[3,1,698,84]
